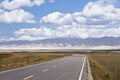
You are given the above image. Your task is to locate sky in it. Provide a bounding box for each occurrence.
[0,0,120,41]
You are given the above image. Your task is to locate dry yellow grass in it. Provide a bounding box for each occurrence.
[87,52,120,80]
[0,52,70,71]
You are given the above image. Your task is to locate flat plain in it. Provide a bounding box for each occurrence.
[0,52,69,71]
[0,51,120,80]
[87,52,120,80]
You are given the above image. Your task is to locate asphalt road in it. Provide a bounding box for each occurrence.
[0,55,86,80]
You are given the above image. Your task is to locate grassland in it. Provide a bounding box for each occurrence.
[0,52,70,71]
[87,52,120,80]
[0,51,120,80]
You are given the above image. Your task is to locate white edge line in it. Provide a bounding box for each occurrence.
[23,75,34,80]
[0,62,47,74]
[78,56,86,80]
[43,69,48,72]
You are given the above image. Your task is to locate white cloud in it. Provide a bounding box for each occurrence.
[72,12,86,24]
[2,0,120,40]
[39,0,120,39]
[82,1,105,17]
[0,9,35,23]
[14,27,55,40]
[0,9,4,14]
[56,25,120,38]
[41,1,120,26]
[49,0,55,3]
[13,25,120,41]
[34,0,45,6]
[15,27,55,37]
[40,12,73,25]
[17,35,41,41]
[0,0,45,10]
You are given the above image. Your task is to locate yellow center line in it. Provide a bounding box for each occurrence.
[43,69,48,72]
[23,75,34,80]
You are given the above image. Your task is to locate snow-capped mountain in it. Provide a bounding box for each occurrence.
[0,37,120,49]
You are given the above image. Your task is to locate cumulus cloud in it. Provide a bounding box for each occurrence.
[82,1,120,21]
[0,9,35,23]
[56,25,120,38]
[41,1,120,26]
[38,0,120,39]
[40,12,73,25]
[14,25,120,41]
[3,0,120,40]
[14,27,55,40]
[0,0,45,10]
[81,2,120,25]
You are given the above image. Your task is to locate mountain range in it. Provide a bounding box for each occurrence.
[0,37,120,49]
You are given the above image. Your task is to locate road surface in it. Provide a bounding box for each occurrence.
[0,55,86,80]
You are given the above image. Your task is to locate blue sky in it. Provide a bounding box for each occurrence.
[0,0,92,36]
[0,0,120,41]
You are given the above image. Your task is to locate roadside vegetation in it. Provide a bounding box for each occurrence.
[0,51,120,80]
[0,52,70,71]
[87,52,120,80]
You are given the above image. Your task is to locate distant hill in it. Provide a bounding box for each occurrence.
[0,37,120,49]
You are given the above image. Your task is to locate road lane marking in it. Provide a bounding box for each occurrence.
[78,56,86,80]
[53,65,57,68]
[43,69,48,72]
[0,57,70,74]
[23,75,34,80]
